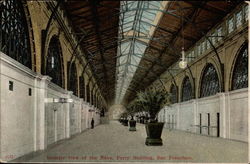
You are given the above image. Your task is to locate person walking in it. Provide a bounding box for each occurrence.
[91,118,95,129]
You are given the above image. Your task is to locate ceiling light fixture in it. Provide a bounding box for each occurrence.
[179,47,187,69]
[179,7,187,69]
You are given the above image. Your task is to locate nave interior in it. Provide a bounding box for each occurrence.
[0,0,248,163]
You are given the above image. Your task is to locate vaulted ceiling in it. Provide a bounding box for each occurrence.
[63,0,242,105]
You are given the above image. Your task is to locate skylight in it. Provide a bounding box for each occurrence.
[115,1,166,104]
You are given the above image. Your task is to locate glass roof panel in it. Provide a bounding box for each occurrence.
[119,55,127,65]
[121,41,131,54]
[131,55,141,65]
[122,22,133,31]
[115,1,163,103]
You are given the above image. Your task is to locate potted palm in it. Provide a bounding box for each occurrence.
[126,100,140,131]
[136,87,170,146]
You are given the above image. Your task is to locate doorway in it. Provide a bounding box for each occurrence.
[199,113,202,134]
[217,113,220,137]
[207,113,210,135]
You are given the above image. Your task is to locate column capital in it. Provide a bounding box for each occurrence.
[41,75,52,82]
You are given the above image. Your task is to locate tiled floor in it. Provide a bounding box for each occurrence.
[13,121,248,163]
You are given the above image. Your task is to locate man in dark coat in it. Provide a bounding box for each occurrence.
[91,118,94,129]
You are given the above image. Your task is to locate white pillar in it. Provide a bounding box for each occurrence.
[38,76,51,150]
[84,102,88,130]
[219,92,227,138]
[164,107,167,128]
[193,99,198,133]
[54,110,57,142]
[80,100,83,132]
[33,76,39,152]
[86,103,90,129]
[77,99,82,133]
[176,103,180,129]
[65,91,73,138]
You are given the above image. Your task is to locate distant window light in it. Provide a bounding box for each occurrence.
[202,41,206,52]
[192,51,195,59]
[244,5,248,21]
[193,47,197,57]
[236,10,243,28]
[190,51,194,61]
[193,47,196,57]
[197,44,201,56]
[51,56,55,68]
[187,53,190,62]
[206,39,211,49]
[217,27,223,41]
[201,42,204,54]
[228,17,234,33]
[191,50,194,58]
[212,31,217,44]
[200,43,203,53]
[187,53,192,62]
[9,81,13,91]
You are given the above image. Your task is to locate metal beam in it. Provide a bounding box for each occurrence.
[184,1,226,16]
[90,1,111,98]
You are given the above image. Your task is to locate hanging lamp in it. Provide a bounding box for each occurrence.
[179,47,187,69]
[179,7,187,69]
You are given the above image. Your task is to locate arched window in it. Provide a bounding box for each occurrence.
[86,84,90,103]
[232,44,248,90]
[96,96,98,108]
[0,0,32,68]
[91,89,94,105]
[79,76,85,100]
[200,64,220,97]
[170,84,177,104]
[181,76,193,102]
[46,35,64,87]
[68,62,78,96]
[95,93,98,107]
[92,90,96,106]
